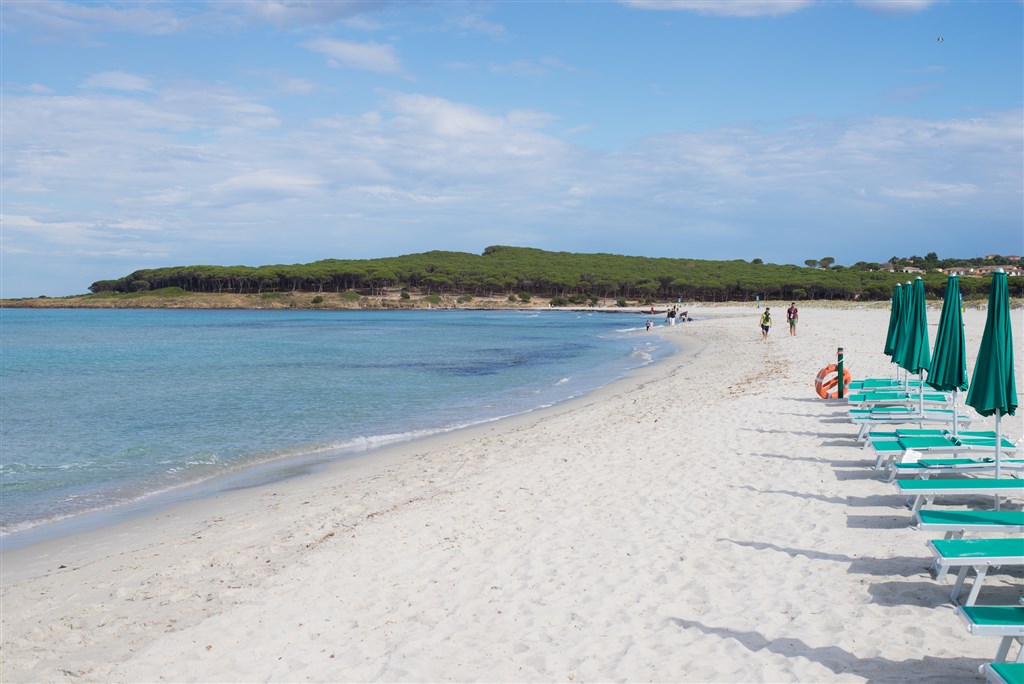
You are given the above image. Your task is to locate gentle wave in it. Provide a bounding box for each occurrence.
[0,309,676,543]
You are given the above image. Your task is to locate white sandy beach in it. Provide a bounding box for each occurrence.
[2,305,1022,683]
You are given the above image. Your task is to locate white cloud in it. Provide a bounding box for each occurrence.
[3,73,1020,296]
[0,214,164,254]
[2,0,394,36]
[622,0,814,17]
[457,14,507,39]
[267,74,319,96]
[210,170,325,203]
[854,0,935,14]
[235,0,396,27]
[879,182,976,201]
[82,71,152,91]
[490,57,577,79]
[303,38,402,73]
[4,0,184,35]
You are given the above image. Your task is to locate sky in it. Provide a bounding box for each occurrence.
[2,0,1022,297]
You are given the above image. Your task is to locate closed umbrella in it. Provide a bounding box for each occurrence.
[892,281,914,388]
[896,277,931,408]
[884,282,903,371]
[966,270,1018,481]
[928,275,968,433]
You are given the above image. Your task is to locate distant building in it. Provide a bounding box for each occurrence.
[963,265,1022,278]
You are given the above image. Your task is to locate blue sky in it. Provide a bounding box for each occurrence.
[2,0,1022,297]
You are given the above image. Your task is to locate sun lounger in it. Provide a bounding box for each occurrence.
[927,538,1024,606]
[851,409,976,441]
[896,479,1024,513]
[869,434,1018,472]
[848,378,924,391]
[869,429,955,440]
[983,662,1024,684]
[916,510,1024,539]
[891,458,1024,482]
[847,390,953,410]
[957,605,1024,663]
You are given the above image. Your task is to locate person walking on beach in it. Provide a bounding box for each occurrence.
[787,302,799,336]
[760,307,772,339]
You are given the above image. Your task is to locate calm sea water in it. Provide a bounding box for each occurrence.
[0,308,670,545]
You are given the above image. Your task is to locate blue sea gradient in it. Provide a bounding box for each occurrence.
[1,309,670,543]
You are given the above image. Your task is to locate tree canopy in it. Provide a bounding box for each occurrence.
[88,247,1023,302]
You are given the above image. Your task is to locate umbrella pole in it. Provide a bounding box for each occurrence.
[919,371,926,416]
[994,409,1002,511]
[952,389,959,436]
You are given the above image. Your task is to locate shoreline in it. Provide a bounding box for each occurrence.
[3,305,1021,682]
[0,328,688,553]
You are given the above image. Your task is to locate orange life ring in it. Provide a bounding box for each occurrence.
[815,364,852,399]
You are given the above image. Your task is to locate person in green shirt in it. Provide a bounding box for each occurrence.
[760,307,772,339]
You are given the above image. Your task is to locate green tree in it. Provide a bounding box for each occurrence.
[819,257,836,269]
[804,259,818,268]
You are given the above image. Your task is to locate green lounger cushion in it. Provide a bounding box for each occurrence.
[899,436,960,449]
[916,458,1024,467]
[850,379,900,388]
[898,478,1024,493]
[930,538,1024,561]
[917,509,1024,532]
[897,429,951,437]
[959,605,1024,634]
[985,662,1024,684]
[907,459,989,468]
[848,391,950,402]
[921,456,1024,466]
[957,437,1018,449]
[851,379,923,388]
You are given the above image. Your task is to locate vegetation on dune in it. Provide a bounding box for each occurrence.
[83,247,1022,303]
[84,247,1024,303]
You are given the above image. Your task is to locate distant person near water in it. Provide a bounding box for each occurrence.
[787,302,799,336]
[646,319,653,331]
[760,308,772,339]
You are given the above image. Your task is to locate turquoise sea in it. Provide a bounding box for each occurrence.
[0,308,671,547]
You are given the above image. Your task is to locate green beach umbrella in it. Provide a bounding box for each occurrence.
[928,276,968,391]
[896,276,931,378]
[883,282,903,359]
[966,270,1018,481]
[927,275,968,434]
[892,280,914,388]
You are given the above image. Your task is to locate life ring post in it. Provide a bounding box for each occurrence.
[837,347,845,399]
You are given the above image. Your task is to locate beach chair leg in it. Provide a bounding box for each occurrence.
[963,566,988,606]
[994,636,1024,663]
[996,637,1013,662]
[948,564,968,596]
